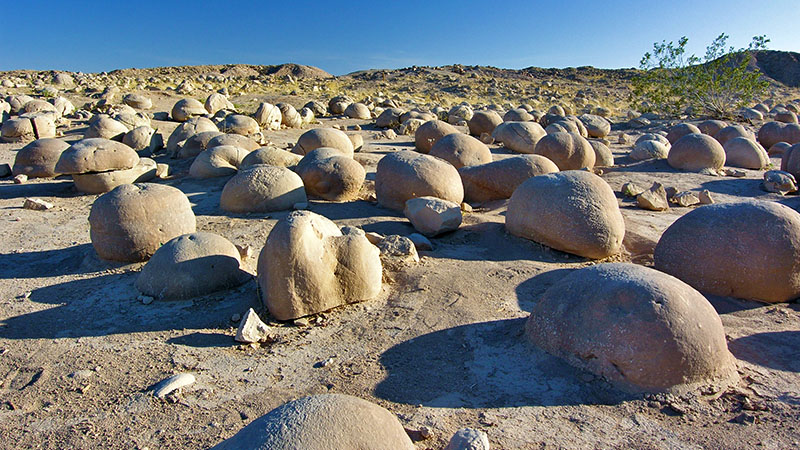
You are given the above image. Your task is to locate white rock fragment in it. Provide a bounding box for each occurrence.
[235,308,272,344]
[152,373,195,399]
[445,428,490,450]
[23,198,53,210]
[404,196,462,237]
[14,174,28,184]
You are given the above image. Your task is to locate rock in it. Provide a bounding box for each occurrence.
[467,110,503,137]
[205,93,234,115]
[206,133,260,152]
[404,196,462,236]
[407,233,433,251]
[429,133,492,169]
[493,122,546,154]
[621,182,645,197]
[221,165,307,213]
[588,140,614,167]
[671,191,700,207]
[525,263,736,393]
[189,145,249,178]
[303,100,327,117]
[239,147,300,170]
[1,116,56,142]
[83,116,129,141]
[506,171,624,259]
[294,148,365,201]
[377,235,420,264]
[397,118,425,136]
[504,108,533,122]
[579,114,611,138]
[257,212,381,320]
[346,132,363,152]
[666,123,701,144]
[448,104,473,124]
[89,183,196,262]
[278,103,303,128]
[458,155,558,203]
[768,141,792,156]
[445,428,490,450]
[780,143,800,180]
[13,174,27,184]
[156,163,169,178]
[122,93,152,110]
[534,132,595,170]
[122,126,156,152]
[344,102,371,120]
[292,128,354,157]
[376,108,404,128]
[759,121,800,148]
[328,95,353,115]
[23,198,53,211]
[235,308,272,344]
[762,170,798,195]
[171,98,207,122]
[364,232,384,245]
[630,139,669,161]
[220,114,260,136]
[383,129,397,140]
[0,164,10,178]
[637,182,669,211]
[152,373,196,399]
[655,200,800,303]
[375,150,464,211]
[723,168,747,178]
[167,117,219,155]
[414,120,458,153]
[254,102,282,130]
[55,138,139,175]
[723,136,769,169]
[210,394,414,450]
[714,125,753,147]
[698,190,714,204]
[12,138,70,178]
[136,232,250,299]
[72,157,157,194]
[668,134,726,171]
[697,120,728,136]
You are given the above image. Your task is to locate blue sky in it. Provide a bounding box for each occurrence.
[2,0,799,75]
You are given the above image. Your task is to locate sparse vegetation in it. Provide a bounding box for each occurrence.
[632,33,770,118]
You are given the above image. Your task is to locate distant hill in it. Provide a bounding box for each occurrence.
[108,63,333,80]
[748,50,800,87]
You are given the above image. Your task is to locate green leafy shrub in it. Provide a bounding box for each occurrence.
[632,34,770,118]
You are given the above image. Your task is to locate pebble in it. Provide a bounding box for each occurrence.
[637,182,669,211]
[235,308,272,343]
[698,189,714,204]
[23,198,54,211]
[138,295,154,305]
[230,313,241,322]
[152,373,195,399]
[13,174,28,184]
[671,191,700,207]
[445,428,490,450]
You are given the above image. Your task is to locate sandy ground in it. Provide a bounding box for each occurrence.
[0,92,799,450]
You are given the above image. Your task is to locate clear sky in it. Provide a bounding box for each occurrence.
[2,0,799,76]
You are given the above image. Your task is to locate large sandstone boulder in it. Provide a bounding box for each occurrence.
[504,108,534,122]
[13,138,70,178]
[240,147,301,169]
[204,93,234,115]
[189,145,250,178]
[630,139,669,161]
[697,119,727,136]
[494,121,546,153]
[579,114,611,138]
[177,130,224,159]
[220,114,260,136]
[292,128,354,157]
[376,108,404,128]
[344,102,371,120]
[254,102,282,130]
[294,148,366,201]
[85,116,129,141]
[375,150,464,211]
[136,232,250,299]
[713,124,752,147]
[506,170,624,259]
[167,117,218,154]
[55,138,139,175]
[448,104,473,124]
[122,93,152,110]
[220,165,306,213]
[171,98,207,122]
[588,140,614,167]
[210,394,414,450]
[404,196,462,236]
[122,126,156,152]
[257,212,382,320]
[73,157,157,194]
[654,200,800,303]
[414,120,458,153]
[20,99,57,117]
[723,136,769,169]
[667,134,725,171]
[7,94,34,114]
[459,155,558,202]
[467,110,502,136]
[666,123,701,144]
[1,116,56,142]
[780,143,800,179]
[758,121,800,148]
[207,133,260,152]
[328,95,353,115]
[526,263,736,393]
[428,133,492,169]
[278,103,303,128]
[52,96,75,117]
[89,183,196,262]
[534,132,595,170]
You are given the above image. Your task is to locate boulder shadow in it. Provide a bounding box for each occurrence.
[0,179,80,200]
[374,318,631,408]
[729,331,800,373]
[699,178,768,199]
[0,243,95,279]
[167,331,236,348]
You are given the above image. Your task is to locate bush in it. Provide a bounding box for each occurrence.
[632,33,770,118]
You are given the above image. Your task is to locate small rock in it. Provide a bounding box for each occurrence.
[617,133,631,145]
[460,202,473,213]
[698,189,714,204]
[699,168,721,176]
[235,244,253,260]
[724,168,747,178]
[0,163,11,178]
[383,129,397,140]
[156,163,169,179]
[637,182,669,211]
[664,186,678,200]
[671,191,700,207]
[479,132,494,145]
[293,317,311,327]
[152,373,195,399]
[23,198,53,211]
[378,235,420,264]
[445,428,490,450]
[621,182,644,198]
[408,233,433,251]
[419,426,433,439]
[235,308,272,343]
[139,295,154,305]
[364,231,384,245]
[13,174,28,184]
[763,170,798,195]
[293,202,308,210]
[404,196,462,236]
[352,124,361,131]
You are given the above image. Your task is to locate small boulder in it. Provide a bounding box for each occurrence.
[12,138,70,178]
[534,132,595,170]
[429,133,492,169]
[240,147,302,169]
[414,120,458,153]
[666,123,701,144]
[723,136,769,169]
[375,150,464,211]
[292,128,354,157]
[171,98,207,122]
[637,182,669,211]
[189,145,249,178]
[762,170,798,195]
[220,165,306,213]
[467,110,503,137]
[458,155,558,203]
[404,196,462,236]
[667,134,726,172]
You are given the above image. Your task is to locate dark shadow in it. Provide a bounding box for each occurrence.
[705,294,772,315]
[374,318,632,408]
[304,200,404,222]
[602,158,675,174]
[699,178,767,199]
[360,219,415,237]
[0,244,96,279]
[729,331,800,373]
[0,273,259,340]
[514,268,576,312]
[0,179,80,200]
[167,332,236,348]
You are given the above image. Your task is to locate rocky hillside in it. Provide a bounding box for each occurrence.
[749,50,800,87]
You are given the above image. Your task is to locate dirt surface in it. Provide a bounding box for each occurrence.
[1,75,800,450]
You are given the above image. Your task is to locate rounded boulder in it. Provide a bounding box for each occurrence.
[723,136,768,169]
[467,110,502,136]
[292,128,354,157]
[414,120,458,153]
[375,150,464,211]
[459,154,559,203]
[294,148,366,201]
[667,134,725,171]
[220,165,306,213]
[13,138,70,178]
[428,133,492,169]
[534,132,595,170]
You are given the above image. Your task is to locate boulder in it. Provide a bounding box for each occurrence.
[504,108,534,122]
[654,200,800,303]
[171,98,207,122]
[220,114,260,136]
[167,117,218,154]
[122,126,156,152]
[344,102,371,119]
[445,428,490,450]
[429,133,492,169]
[189,145,249,178]
[114,112,151,131]
[667,134,725,171]
[630,139,669,161]
[534,132,595,170]
[207,133,260,152]
[494,121,546,154]
[635,133,670,147]
[666,123,701,144]
[292,128,354,157]
[55,138,139,175]
[588,140,614,167]
[221,165,306,213]
[73,157,157,194]
[294,148,366,201]
[458,155,558,203]
[257,212,382,320]
[763,170,798,195]
[404,196,462,236]
[448,104,473,124]
[376,108,404,128]
[414,120,458,153]
[7,94,34,114]
[205,93,234,115]
[506,170,624,259]
[52,96,75,117]
[240,147,301,169]
[12,138,70,178]
[177,130,224,159]
[254,102,282,130]
[328,95,353,115]
[723,136,769,169]
[136,232,249,299]
[89,183,196,262]
[467,110,502,137]
[768,141,792,157]
[278,103,302,128]
[85,116,129,141]
[122,93,152,110]
[375,150,464,211]
[20,99,57,117]
[525,263,736,393]
[210,394,413,450]
[697,120,728,136]
[713,125,752,147]
[1,116,56,142]
[780,143,800,181]
[579,114,611,138]
[758,121,800,148]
